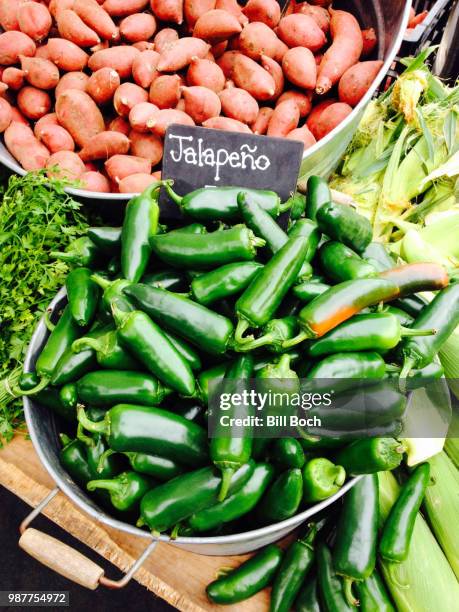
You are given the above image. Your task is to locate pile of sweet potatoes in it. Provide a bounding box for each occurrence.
[0,0,384,193]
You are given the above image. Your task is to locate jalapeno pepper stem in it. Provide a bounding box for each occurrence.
[59,433,72,447]
[343,577,359,607]
[44,309,55,332]
[170,523,181,540]
[385,364,401,372]
[87,478,123,494]
[251,235,267,248]
[12,376,50,396]
[281,331,310,350]
[234,332,274,352]
[77,406,107,435]
[164,180,182,205]
[77,422,95,447]
[333,465,346,487]
[90,273,111,290]
[399,357,416,392]
[279,199,294,213]
[400,327,437,337]
[218,467,235,502]
[72,337,103,354]
[111,302,130,327]
[97,448,116,473]
[234,318,254,345]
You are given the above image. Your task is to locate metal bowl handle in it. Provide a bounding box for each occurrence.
[18,488,158,590]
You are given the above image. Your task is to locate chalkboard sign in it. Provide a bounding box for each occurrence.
[160,124,303,217]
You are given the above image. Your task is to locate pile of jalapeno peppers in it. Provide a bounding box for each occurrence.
[19,176,459,604]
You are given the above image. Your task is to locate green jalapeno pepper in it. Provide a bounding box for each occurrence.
[381,263,449,297]
[123,452,184,481]
[77,404,208,467]
[72,330,140,371]
[317,543,354,612]
[270,438,305,470]
[384,306,414,327]
[150,225,265,270]
[51,236,101,268]
[59,383,78,411]
[235,316,299,353]
[88,226,121,253]
[387,361,444,389]
[65,267,100,327]
[295,576,320,612]
[198,362,229,404]
[257,468,303,523]
[163,331,202,372]
[59,434,95,486]
[355,569,395,612]
[335,438,405,475]
[34,387,76,422]
[165,183,284,222]
[141,269,188,292]
[393,294,427,317]
[320,241,378,282]
[124,284,234,355]
[316,201,372,254]
[288,192,307,221]
[92,275,134,316]
[270,522,323,612]
[303,421,404,447]
[398,283,459,379]
[305,176,331,221]
[206,544,283,604]
[18,372,40,391]
[210,355,254,501]
[256,354,300,424]
[121,182,161,282]
[288,219,320,261]
[362,242,395,271]
[190,261,263,306]
[87,470,153,513]
[113,305,195,396]
[235,236,310,343]
[237,191,288,254]
[139,462,253,533]
[187,462,271,533]
[333,474,379,606]
[85,434,124,479]
[379,463,431,563]
[293,280,331,303]
[302,458,346,503]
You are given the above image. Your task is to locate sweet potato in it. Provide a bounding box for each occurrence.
[277,14,326,51]
[153,27,179,53]
[103,0,149,17]
[57,9,101,47]
[108,115,131,135]
[0,96,12,132]
[295,3,329,33]
[149,74,182,109]
[232,54,275,101]
[55,71,90,98]
[18,2,52,41]
[17,87,51,120]
[20,56,60,90]
[105,153,151,182]
[0,31,36,65]
[338,60,383,106]
[120,13,157,42]
[55,89,105,147]
[157,37,210,71]
[182,85,221,123]
[267,99,299,137]
[202,115,251,133]
[238,22,280,60]
[132,50,160,88]
[119,172,157,193]
[37,123,75,153]
[79,130,130,161]
[133,41,155,51]
[114,82,148,116]
[306,98,335,130]
[129,101,159,132]
[260,55,283,99]
[129,130,163,164]
[219,85,258,124]
[185,0,216,29]
[47,38,89,71]
[150,0,183,24]
[251,106,272,134]
[34,113,59,138]
[148,108,195,136]
[282,47,316,89]
[187,57,225,93]
[80,170,111,192]
[308,101,352,139]
[361,28,377,58]
[4,122,50,170]
[274,39,288,62]
[286,124,316,150]
[0,0,20,31]
[47,150,86,180]
[242,0,280,29]
[216,50,240,78]
[211,40,227,57]
[73,0,117,41]
[86,67,120,104]
[2,68,25,91]
[193,9,242,43]
[215,0,247,24]
[276,90,312,117]
[89,45,140,78]
[35,45,51,60]
[49,0,74,18]
[316,9,363,95]
[10,106,29,126]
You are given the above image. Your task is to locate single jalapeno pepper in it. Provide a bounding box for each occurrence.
[305,176,331,221]
[355,569,395,612]
[150,225,265,270]
[320,241,378,282]
[302,458,346,503]
[210,355,254,501]
[235,237,310,344]
[362,242,395,271]
[163,331,202,371]
[191,261,263,306]
[18,371,40,391]
[317,543,354,612]
[237,191,288,254]
[88,226,122,253]
[59,434,94,486]
[59,383,78,411]
[124,284,234,355]
[335,438,405,475]
[124,452,184,481]
[295,576,321,612]
[165,182,284,222]
[283,279,400,348]
[92,274,134,316]
[333,474,379,606]
[293,280,331,303]
[35,387,76,422]
[287,219,321,262]
[288,192,307,221]
[198,362,229,404]
[139,463,252,533]
[398,283,459,379]
[316,201,372,254]
[187,462,271,533]
[87,470,153,513]
[235,317,299,353]
[141,269,188,292]
[206,545,283,604]
[308,313,435,358]
[257,468,303,523]
[393,294,427,317]
[112,305,195,396]
[72,330,140,371]
[167,222,208,235]
[51,236,101,268]
[270,522,323,612]
[77,404,208,467]
[76,370,170,407]
[384,306,414,327]
[270,438,305,470]
[66,267,100,327]
[379,463,431,563]
[381,263,449,297]
[85,434,124,479]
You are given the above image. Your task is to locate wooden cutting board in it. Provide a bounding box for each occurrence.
[0,436,277,612]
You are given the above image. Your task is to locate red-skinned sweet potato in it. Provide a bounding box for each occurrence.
[216,50,240,78]
[129,101,159,132]
[286,124,316,150]
[18,86,51,120]
[37,123,75,153]
[282,47,316,89]
[55,71,90,98]
[277,14,326,51]
[47,150,86,180]
[132,50,160,88]
[219,85,258,124]
[148,108,195,136]
[47,38,89,71]
[260,54,283,99]
[129,130,163,164]
[153,27,179,53]
[80,170,111,192]
[2,68,25,91]
[267,99,300,137]
[185,0,216,29]
[338,60,383,106]
[187,57,225,92]
[232,54,275,101]
[193,9,242,43]
[157,37,210,71]
[182,85,221,123]
[108,115,131,135]
[18,2,52,41]
[56,9,101,47]
[34,113,59,138]
[103,0,149,17]
[79,130,130,161]
[55,89,105,147]
[120,13,157,42]
[308,101,352,139]
[10,106,29,126]
[149,74,182,109]
[20,56,60,90]
[73,0,118,41]
[86,67,120,104]
[0,0,20,32]
[242,0,280,29]
[0,96,12,132]
[361,27,377,57]
[89,45,140,78]
[238,22,280,59]
[306,98,335,130]
[105,153,151,182]
[114,82,148,116]
[276,90,312,117]
[150,0,183,24]
[0,31,36,65]
[202,115,251,133]
[5,122,50,170]
[118,172,157,193]
[251,106,273,134]
[295,3,329,33]
[215,0,247,24]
